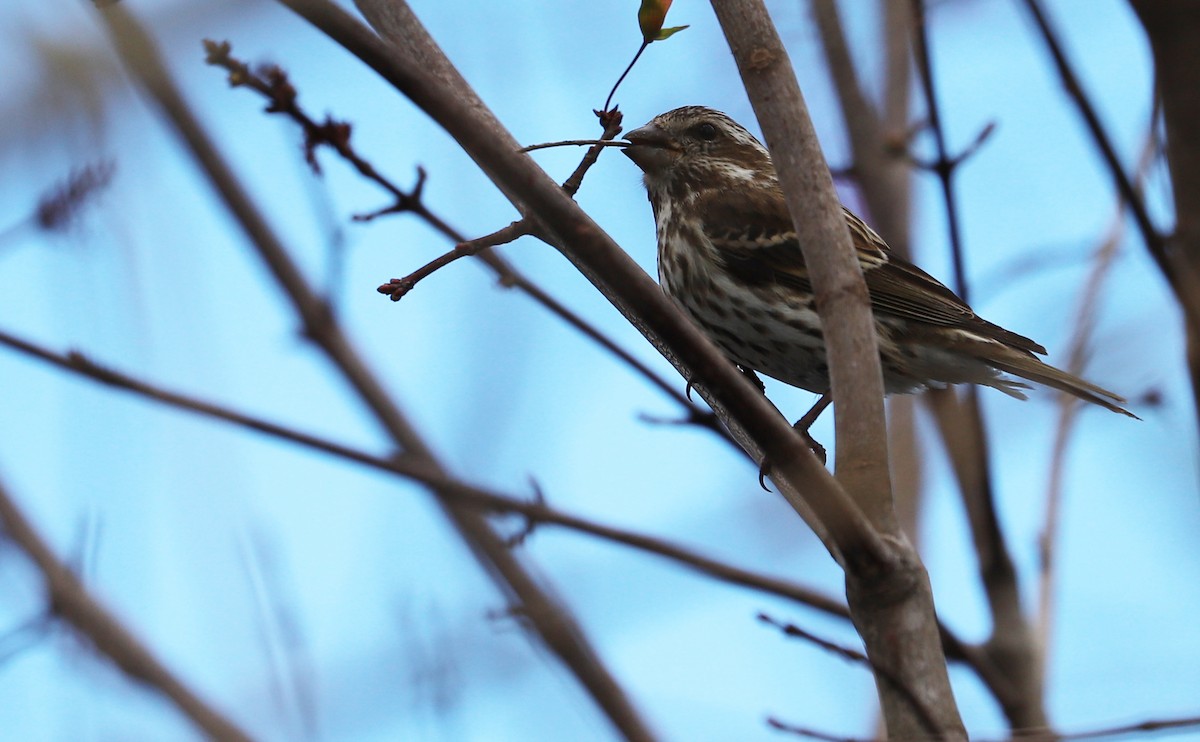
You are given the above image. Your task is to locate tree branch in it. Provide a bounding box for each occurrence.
[1127,0,1200,439]
[0,476,253,742]
[273,0,892,568]
[911,0,1047,731]
[96,5,656,739]
[1028,0,1200,328]
[202,39,717,431]
[708,0,963,737]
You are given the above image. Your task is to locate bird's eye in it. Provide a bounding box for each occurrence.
[694,122,719,141]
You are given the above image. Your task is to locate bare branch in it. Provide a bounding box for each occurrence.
[377,219,531,300]
[0,327,850,625]
[279,0,893,567]
[1038,125,1159,672]
[1025,0,1200,326]
[710,0,963,737]
[911,1,1047,729]
[203,40,716,437]
[97,6,656,739]
[0,476,253,741]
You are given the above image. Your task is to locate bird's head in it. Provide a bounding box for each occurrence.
[623,106,774,195]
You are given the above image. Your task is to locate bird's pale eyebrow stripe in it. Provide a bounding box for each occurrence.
[710,161,760,183]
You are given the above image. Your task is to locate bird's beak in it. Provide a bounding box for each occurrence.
[623,123,679,174]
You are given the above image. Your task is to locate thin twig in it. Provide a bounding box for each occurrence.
[1037,125,1159,672]
[377,220,531,300]
[766,718,874,742]
[520,139,629,154]
[1046,714,1200,742]
[1019,0,1200,328]
[757,612,869,664]
[758,613,942,738]
[205,39,718,436]
[102,7,656,739]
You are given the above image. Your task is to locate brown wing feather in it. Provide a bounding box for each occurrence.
[698,189,1047,355]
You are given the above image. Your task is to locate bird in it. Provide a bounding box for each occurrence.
[621,105,1134,420]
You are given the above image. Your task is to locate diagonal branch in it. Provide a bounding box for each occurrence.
[377,219,531,300]
[1038,125,1159,675]
[96,6,656,740]
[1024,0,1200,326]
[276,0,891,567]
[203,41,718,432]
[0,325,845,621]
[0,476,253,742]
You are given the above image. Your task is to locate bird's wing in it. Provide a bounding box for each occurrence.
[697,189,1047,355]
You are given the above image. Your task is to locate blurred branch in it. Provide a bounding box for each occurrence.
[911,0,1047,730]
[202,41,722,437]
[882,0,913,145]
[757,612,939,736]
[1022,0,1200,321]
[767,713,1200,742]
[809,0,911,255]
[1037,125,1159,673]
[0,475,253,741]
[0,327,858,631]
[1127,0,1200,436]
[96,6,656,740]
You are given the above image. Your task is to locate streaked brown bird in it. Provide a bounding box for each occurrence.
[622,106,1133,419]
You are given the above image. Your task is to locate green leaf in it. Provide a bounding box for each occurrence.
[638,0,672,42]
[654,24,689,41]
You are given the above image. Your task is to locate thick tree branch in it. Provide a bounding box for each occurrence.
[708,0,963,737]
[711,0,893,529]
[1128,0,1200,435]
[203,41,716,431]
[96,6,655,740]
[273,0,891,570]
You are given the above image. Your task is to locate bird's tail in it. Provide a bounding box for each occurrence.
[982,348,1138,419]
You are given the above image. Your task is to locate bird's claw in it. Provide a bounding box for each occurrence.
[758,428,828,491]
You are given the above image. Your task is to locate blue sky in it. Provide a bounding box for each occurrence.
[0,0,1196,740]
